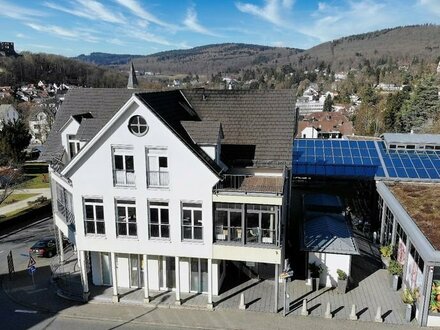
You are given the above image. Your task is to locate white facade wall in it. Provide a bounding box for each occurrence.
[64,100,219,258]
[301,127,318,139]
[309,252,351,287]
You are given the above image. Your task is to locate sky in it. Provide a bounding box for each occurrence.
[1,0,440,57]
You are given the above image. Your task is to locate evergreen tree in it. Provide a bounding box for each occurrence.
[323,94,333,112]
[383,91,409,132]
[399,76,440,132]
[0,119,31,165]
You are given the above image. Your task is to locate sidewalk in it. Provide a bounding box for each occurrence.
[2,268,420,330]
[1,252,421,330]
[0,188,51,216]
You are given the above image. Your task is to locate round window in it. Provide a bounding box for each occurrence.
[128,115,148,136]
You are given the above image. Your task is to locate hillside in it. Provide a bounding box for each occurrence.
[73,25,440,76]
[0,52,127,87]
[75,52,144,66]
[126,43,302,76]
[296,25,440,71]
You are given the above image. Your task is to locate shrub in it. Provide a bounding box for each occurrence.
[388,260,403,276]
[380,244,393,258]
[402,288,419,304]
[337,269,348,280]
[308,262,323,278]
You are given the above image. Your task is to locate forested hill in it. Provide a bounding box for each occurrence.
[75,52,144,66]
[296,25,440,71]
[0,52,127,87]
[74,25,440,75]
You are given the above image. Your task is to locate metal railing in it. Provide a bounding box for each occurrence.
[147,171,169,187]
[213,174,251,193]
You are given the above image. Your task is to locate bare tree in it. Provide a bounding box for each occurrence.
[0,165,22,207]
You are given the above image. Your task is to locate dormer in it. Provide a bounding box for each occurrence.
[181,120,224,166]
[59,112,93,163]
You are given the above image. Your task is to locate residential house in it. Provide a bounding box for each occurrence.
[41,88,294,311]
[29,107,54,144]
[0,104,19,130]
[297,111,354,139]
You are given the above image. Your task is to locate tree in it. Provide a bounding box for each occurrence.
[0,119,31,165]
[383,91,409,132]
[399,75,440,132]
[323,94,333,112]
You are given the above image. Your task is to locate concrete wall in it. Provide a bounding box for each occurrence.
[309,252,351,287]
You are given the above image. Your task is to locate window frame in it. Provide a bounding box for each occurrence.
[68,134,81,159]
[128,115,148,137]
[146,147,169,188]
[115,199,137,238]
[83,197,105,236]
[181,202,203,241]
[148,200,170,239]
[112,147,135,187]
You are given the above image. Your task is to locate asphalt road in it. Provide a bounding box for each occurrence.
[0,217,57,330]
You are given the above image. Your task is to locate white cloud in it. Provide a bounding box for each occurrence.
[26,23,100,43]
[114,0,175,29]
[183,7,221,37]
[272,41,285,47]
[236,0,293,27]
[297,0,396,42]
[418,0,440,15]
[44,0,125,24]
[0,1,45,20]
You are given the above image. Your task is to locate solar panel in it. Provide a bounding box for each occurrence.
[292,139,440,181]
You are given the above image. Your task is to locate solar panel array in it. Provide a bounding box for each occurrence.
[293,139,440,181]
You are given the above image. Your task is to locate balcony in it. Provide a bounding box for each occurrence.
[147,171,169,187]
[213,174,284,195]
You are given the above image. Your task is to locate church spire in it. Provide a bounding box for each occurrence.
[127,62,138,89]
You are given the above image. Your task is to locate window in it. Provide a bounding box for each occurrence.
[128,115,148,136]
[182,203,203,240]
[116,200,137,237]
[149,201,169,238]
[68,135,81,159]
[214,203,242,242]
[113,148,135,186]
[146,148,169,187]
[246,204,277,244]
[55,183,75,227]
[84,198,105,235]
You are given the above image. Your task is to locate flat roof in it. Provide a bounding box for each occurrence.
[293,138,440,181]
[388,182,440,250]
[382,133,440,146]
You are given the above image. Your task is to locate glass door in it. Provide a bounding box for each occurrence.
[190,258,208,293]
[130,254,140,287]
[101,252,111,285]
[166,257,175,289]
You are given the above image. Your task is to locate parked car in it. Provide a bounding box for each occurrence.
[29,237,69,258]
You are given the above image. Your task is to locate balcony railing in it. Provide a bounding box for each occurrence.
[215,226,277,245]
[147,171,169,187]
[213,174,284,195]
[114,170,135,186]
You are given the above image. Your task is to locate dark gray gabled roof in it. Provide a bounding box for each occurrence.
[41,88,137,161]
[182,89,295,168]
[135,91,223,176]
[181,120,222,145]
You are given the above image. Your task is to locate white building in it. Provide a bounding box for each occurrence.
[29,109,53,144]
[0,104,19,130]
[42,88,294,310]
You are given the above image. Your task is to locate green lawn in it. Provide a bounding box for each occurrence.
[19,173,50,189]
[2,193,38,205]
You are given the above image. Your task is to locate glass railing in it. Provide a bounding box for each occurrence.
[114,170,135,186]
[147,171,169,187]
